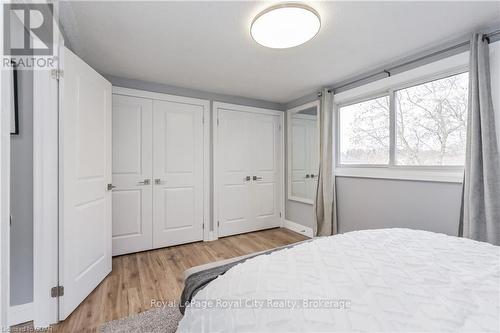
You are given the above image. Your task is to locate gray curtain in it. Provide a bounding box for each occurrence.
[314,88,337,236]
[459,33,500,245]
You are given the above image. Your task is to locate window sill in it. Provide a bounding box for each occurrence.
[334,167,463,183]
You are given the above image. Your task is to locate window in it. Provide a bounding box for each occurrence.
[395,73,468,166]
[339,96,390,164]
[338,71,469,168]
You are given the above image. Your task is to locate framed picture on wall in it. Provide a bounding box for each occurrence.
[10,60,19,135]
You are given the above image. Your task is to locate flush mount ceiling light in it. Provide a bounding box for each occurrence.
[251,3,320,49]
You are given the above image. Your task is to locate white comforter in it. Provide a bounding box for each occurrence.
[178,229,500,332]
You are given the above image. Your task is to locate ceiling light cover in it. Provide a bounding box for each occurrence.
[251,4,320,49]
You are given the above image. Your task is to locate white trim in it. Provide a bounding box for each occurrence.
[213,101,283,117]
[212,103,220,241]
[33,68,60,328]
[113,87,211,108]
[279,108,286,227]
[212,102,285,240]
[335,167,463,183]
[282,220,313,238]
[8,303,33,326]
[32,11,64,328]
[203,101,211,242]
[286,100,320,205]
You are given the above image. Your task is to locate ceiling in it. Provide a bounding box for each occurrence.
[59,1,500,104]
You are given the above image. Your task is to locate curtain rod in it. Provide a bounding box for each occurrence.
[327,29,500,94]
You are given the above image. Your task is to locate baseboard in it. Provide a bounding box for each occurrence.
[9,302,33,326]
[283,220,314,238]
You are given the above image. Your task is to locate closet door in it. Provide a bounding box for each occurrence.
[217,109,253,237]
[217,105,282,238]
[111,95,153,256]
[152,100,204,248]
[249,113,282,231]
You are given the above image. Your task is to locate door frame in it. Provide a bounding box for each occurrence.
[32,66,60,328]
[112,87,211,242]
[212,102,285,240]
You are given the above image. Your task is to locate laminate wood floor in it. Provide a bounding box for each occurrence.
[15,228,306,333]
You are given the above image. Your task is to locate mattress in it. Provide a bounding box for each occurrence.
[177,228,500,332]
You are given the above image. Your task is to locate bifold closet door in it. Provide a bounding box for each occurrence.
[218,108,282,237]
[111,95,153,256]
[152,100,204,248]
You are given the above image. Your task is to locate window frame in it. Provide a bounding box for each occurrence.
[337,91,391,168]
[335,65,469,182]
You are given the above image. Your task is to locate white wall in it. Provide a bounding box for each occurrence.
[285,42,500,236]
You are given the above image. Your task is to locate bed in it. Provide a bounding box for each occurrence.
[177,228,500,332]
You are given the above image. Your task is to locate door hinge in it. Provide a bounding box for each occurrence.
[279,212,282,217]
[278,124,282,131]
[217,117,220,126]
[51,69,63,80]
[217,220,220,227]
[51,286,64,297]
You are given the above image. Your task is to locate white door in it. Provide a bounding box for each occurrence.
[59,47,112,319]
[152,100,205,248]
[111,95,153,256]
[249,113,282,232]
[217,109,254,237]
[217,105,282,237]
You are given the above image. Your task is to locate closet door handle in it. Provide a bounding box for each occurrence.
[253,176,263,181]
[154,178,163,185]
[305,174,310,178]
[310,174,316,179]
[244,176,251,182]
[138,179,151,185]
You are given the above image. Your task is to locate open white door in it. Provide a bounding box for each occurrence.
[59,47,112,320]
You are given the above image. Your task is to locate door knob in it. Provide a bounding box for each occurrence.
[305,174,310,178]
[138,179,151,185]
[253,176,263,181]
[107,183,116,191]
[310,174,316,179]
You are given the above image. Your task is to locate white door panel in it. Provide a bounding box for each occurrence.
[59,47,112,319]
[111,95,153,256]
[153,100,204,248]
[250,113,281,227]
[218,110,253,237]
[217,106,282,237]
